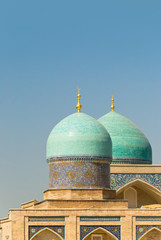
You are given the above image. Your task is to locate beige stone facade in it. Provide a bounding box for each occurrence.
[1,164,161,240]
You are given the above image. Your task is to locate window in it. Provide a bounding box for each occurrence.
[92,234,102,240]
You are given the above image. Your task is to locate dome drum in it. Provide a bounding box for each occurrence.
[49,160,111,189]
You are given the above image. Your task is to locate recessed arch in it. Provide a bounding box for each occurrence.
[117,179,161,196]
[82,227,119,240]
[124,187,137,208]
[139,227,161,240]
[116,179,161,207]
[30,227,63,240]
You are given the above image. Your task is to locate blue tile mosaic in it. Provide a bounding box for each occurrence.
[136,225,161,240]
[110,173,161,191]
[80,225,120,240]
[49,161,110,189]
[29,225,65,239]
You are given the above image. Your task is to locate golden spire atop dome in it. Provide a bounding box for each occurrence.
[76,87,82,113]
[111,94,115,112]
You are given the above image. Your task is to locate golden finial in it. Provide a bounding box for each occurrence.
[111,94,115,112]
[76,87,82,113]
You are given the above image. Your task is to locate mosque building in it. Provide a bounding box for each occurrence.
[1,89,161,240]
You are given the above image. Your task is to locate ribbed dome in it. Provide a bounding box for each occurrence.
[98,111,152,164]
[47,112,112,159]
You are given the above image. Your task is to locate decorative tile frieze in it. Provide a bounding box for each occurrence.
[80,216,120,222]
[29,225,65,239]
[80,225,120,240]
[28,216,65,222]
[136,216,161,222]
[47,155,111,164]
[110,173,161,191]
[112,159,151,164]
[49,162,110,189]
[136,225,161,239]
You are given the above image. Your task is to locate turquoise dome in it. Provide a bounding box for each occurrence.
[98,111,152,164]
[47,112,112,159]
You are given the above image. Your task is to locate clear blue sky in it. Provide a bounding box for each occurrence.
[0,0,161,218]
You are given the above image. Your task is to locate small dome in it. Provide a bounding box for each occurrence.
[98,111,152,164]
[47,112,112,159]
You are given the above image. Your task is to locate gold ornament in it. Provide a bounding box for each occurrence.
[111,94,115,112]
[76,87,82,113]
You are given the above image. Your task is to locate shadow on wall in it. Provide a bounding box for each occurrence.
[116,179,161,208]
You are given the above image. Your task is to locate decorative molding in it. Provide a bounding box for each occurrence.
[80,217,120,222]
[47,155,111,164]
[28,217,65,222]
[136,217,161,222]
[112,158,152,164]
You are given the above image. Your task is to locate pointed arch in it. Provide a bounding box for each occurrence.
[30,227,63,240]
[117,179,161,196]
[82,227,118,240]
[139,227,161,240]
[116,179,161,207]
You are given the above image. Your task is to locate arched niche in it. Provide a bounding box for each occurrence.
[117,179,161,208]
[83,227,118,240]
[31,228,63,240]
[140,227,161,240]
[124,187,137,208]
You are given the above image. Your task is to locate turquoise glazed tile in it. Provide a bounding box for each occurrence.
[98,112,152,164]
[47,112,112,158]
